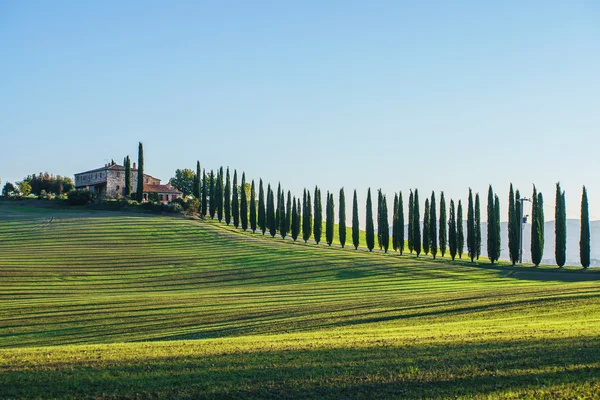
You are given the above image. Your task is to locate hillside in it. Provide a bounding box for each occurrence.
[1,206,600,399]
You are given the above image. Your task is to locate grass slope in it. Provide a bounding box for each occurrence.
[1,206,600,399]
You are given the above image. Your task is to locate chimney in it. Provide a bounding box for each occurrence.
[133,162,137,169]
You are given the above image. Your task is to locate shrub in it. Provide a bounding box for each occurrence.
[67,190,95,205]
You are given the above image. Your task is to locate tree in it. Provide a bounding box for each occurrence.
[423,198,430,256]
[124,156,132,198]
[449,199,457,260]
[240,173,248,230]
[430,191,437,259]
[2,182,18,197]
[291,196,299,241]
[193,161,201,198]
[169,168,196,197]
[232,171,239,228]
[276,183,282,233]
[136,142,144,202]
[487,185,497,264]
[250,180,257,233]
[467,189,475,262]
[555,183,566,268]
[377,189,383,250]
[17,181,31,197]
[531,186,540,266]
[286,191,292,235]
[457,200,464,259]
[352,190,359,250]
[303,189,312,243]
[215,168,224,221]
[475,193,481,260]
[408,190,414,254]
[580,186,590,269]
[413,189,421,257]
[258,179,265,234]
[223,168,231,224]
[201,169,208,216]
[439,192,447,258]
[313,187,322,244]
[398,192,404,255]
[267,184,276,237]
[339,188,346,248]
[494,194,501,263]
[392,193,400,252]
[326,192,334,246]
[209,170,215,218]
[366,188,375,252]
[279,190,287,239]
[508,184,519,265]
[381,194,390,253]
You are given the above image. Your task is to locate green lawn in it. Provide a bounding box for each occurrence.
[1,206,599,399]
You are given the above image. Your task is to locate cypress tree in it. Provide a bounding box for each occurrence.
[291,197,299,241]
[398,191,404,255]
[215,169,222,221]
[531,185,540,266]
[408,190,414,254]
[487,185,497,264]
[449,199,457,260]
[430,191,437,259]
[201,169,208,216]
[267,184,276,237]
[457,200,464,259]
[352,189,359,250]
[339,188,346,248]
[555,183,566,268]
[508,184,518,265]
[475,193,481,260]
[279,190,287,239]
[124,156,132,198]
[381,194,390,253]
[194,161,201,199]
[313,187,322,244]
[377,189,383,250]
[250,180,257,233]
[303,189,313,243]
[392,193,400,252]
[297,198,302,238]
[467,189,475,262]
[423,198,430,255]
[439,192,447,258]
[276,183,282,232]
[209,170,215,218]
[224,168,231,225]
[258,179,265,234]
[286,191,292,235]
[232,171,239,228]
[240,173,248,231]
[413,189,421,257]
[494,194,501,263]
[366,188,375,252]
[326,192,334,246]
[580,186,590,269]
[515,190,521,263]
[136,142,144,202]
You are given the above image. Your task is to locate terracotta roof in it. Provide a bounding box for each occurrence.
[143,184,182,194]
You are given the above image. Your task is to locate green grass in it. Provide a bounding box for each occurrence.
[1,206,600,399]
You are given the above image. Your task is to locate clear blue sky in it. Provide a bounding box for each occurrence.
[1,1,599,220]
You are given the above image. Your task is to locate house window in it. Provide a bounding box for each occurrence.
[116,185,120,191]
[159,194,164,201]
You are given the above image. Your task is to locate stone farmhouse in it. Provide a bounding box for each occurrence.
[74,162,182,203]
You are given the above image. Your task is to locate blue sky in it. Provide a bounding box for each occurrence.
[1,1,599,220]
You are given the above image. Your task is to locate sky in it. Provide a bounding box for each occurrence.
[1,1,599,221]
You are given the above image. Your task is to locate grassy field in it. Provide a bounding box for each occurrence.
[1,204,600,399]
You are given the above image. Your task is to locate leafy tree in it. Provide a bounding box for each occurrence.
[313,187,322,244]
[449,199,457,260]
[24,173,73,195]
[232,171,239,227]
[17,181,31,197]
[258,179,265,234]
[457,200,464,259]
[208,170,215,218]
[250,180,257,233]
[339,188,346,248]
[201,169,208,216]
[475,192,481,260]
[413,189,421,257]
[352,189,359,250]
[291,196,299,241]
[398,191,404,255]
[555,183,566,268]
[467,189,475,262]
[136,142,144,202]
[423,198,430,256]
[380,194,390,253]
[408,190,414,254]
[580,186,590,268]
[267,184,276,237]
[366,188,375,252]
[303,189,313,243]
[124,156,132,198]
[487,185,497,264]
[326,191,334,246]
[169,168,196,197]
[2,182,18,197]
[430,191,437,259]
[240,173,248,230]
[508,184,518,265]
[439,192,447,257]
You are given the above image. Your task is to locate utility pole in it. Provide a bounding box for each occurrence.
[518,197,532,264]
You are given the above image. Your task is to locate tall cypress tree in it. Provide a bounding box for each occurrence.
[279,190,287,239]
[494,194,501,263]
[449,199,457,260]
[580,186,590,269]
[408,190,414,254]
[286,191,292,235]
[326,192,334,246]
[276,183,282,233]
[303,189,312,243]
[291,196,299,241]
[352,189,359,250]
[423,199,430,256]
[377,189,383,250]
[392,193,400,252]
[381,194,390,253]
[209,170,215,218]
[487,185,497,264]
[232,171,239,228]
[194,161,201,199]
[267,184,276,237]
[467,189,475,262]
[457,200,464,259]
[366,188,375,252]
[439,192,446,258]
[215,169,223,221]
[398,191,404,255]
[413,189,421,257]
[555,183,566,268]
[430,191,437,259]
[339,188,346,248]
[475,193,481,260]
[240,173,248,231]
[258,179,265,234]
[297,198,302,238]
[124,156,132,198]
[531,185,540,266]
[515,190,521,263]
[313,187,322,244]
[136,142,144,202]
[508,184,518,265]
[250,180,257,233]
[224,168,231,224]
[201,169,208,216]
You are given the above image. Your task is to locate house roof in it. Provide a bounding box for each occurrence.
[75,164,160,181]
[144,184,182,194]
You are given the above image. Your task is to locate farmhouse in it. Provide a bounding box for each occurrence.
[74,162,182,203]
